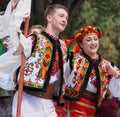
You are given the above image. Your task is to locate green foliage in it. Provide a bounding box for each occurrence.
[0,40,5,55]
[65,0,120,67]
[99,37,119,65]
[30,14,45,27]
[1,0,120,67]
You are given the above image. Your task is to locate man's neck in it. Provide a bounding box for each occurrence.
[45,25,60,38]
[44,29,59,40]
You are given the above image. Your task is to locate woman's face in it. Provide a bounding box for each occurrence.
[79,33,99,58]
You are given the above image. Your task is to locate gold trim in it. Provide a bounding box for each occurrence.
[74,101,95,109]
[64,108,94,117]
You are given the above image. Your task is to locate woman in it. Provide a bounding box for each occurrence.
[63,25,120,117]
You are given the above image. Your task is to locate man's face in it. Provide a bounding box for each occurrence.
[48,8,68,33]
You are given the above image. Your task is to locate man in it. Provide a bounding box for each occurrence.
[0,88,14,117]
[12,4,68,117]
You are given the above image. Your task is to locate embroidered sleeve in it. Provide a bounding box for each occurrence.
[110,65,120,79]
[109,77,120,97]
[113,71,120,78]
[109,67,120,97]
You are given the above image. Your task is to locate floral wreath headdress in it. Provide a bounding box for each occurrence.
[74,25,102,42]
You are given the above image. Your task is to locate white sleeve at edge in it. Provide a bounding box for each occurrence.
[109,77,120,97]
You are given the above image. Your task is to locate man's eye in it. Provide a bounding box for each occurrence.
[59,15,63,17]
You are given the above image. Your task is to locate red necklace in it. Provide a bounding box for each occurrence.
[44,30,58,40]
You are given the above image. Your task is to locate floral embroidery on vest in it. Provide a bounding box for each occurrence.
[64,55,89,97]
[98,61,109,106]
[23,34,53,90]
[90,69,97,87]
[31,35,40,56]
[39,41,53,78]
[64,52,109,107]
[51,51,59,76]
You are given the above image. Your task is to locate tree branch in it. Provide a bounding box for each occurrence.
[69,0,85,16]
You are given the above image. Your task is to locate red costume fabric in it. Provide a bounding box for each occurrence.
[63,97,96,117]
[54,101,65,117]
[99,97,119,117]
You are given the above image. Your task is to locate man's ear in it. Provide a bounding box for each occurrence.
[46,15,52,23]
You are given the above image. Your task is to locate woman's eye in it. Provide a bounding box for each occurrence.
[94,38,98,41]
[86,39,91,41]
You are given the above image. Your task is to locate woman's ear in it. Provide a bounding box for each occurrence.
[79,42,83,48]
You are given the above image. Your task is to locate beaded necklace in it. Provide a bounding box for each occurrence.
[44,30,59,41]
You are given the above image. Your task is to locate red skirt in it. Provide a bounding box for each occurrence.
[54,101,66,117]
[63,97,96,117]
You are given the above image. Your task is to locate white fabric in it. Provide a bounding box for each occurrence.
[0,0,32,90]
[108,66,120,97]
[0,72,15,90]
[19,33,32,57]
[0,38,32,90]
[64,59,71,82]
[109,77,120,97]
[12,91,57,117]
[0,0,31,49]
[0,48,20,90]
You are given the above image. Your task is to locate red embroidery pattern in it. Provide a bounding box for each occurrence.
[51,51,59,76]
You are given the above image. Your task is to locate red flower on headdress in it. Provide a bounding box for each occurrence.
[74,26,102,42]
[97,32,102,38]
[74,31,83,42]
[77,35,83,41]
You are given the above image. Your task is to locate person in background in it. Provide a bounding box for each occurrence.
[0,37,14,117]
[99,89,120,117]
[63,25,120,117]
[29,25,45,35]
[0,88,14,117]
[12,4,68,117]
